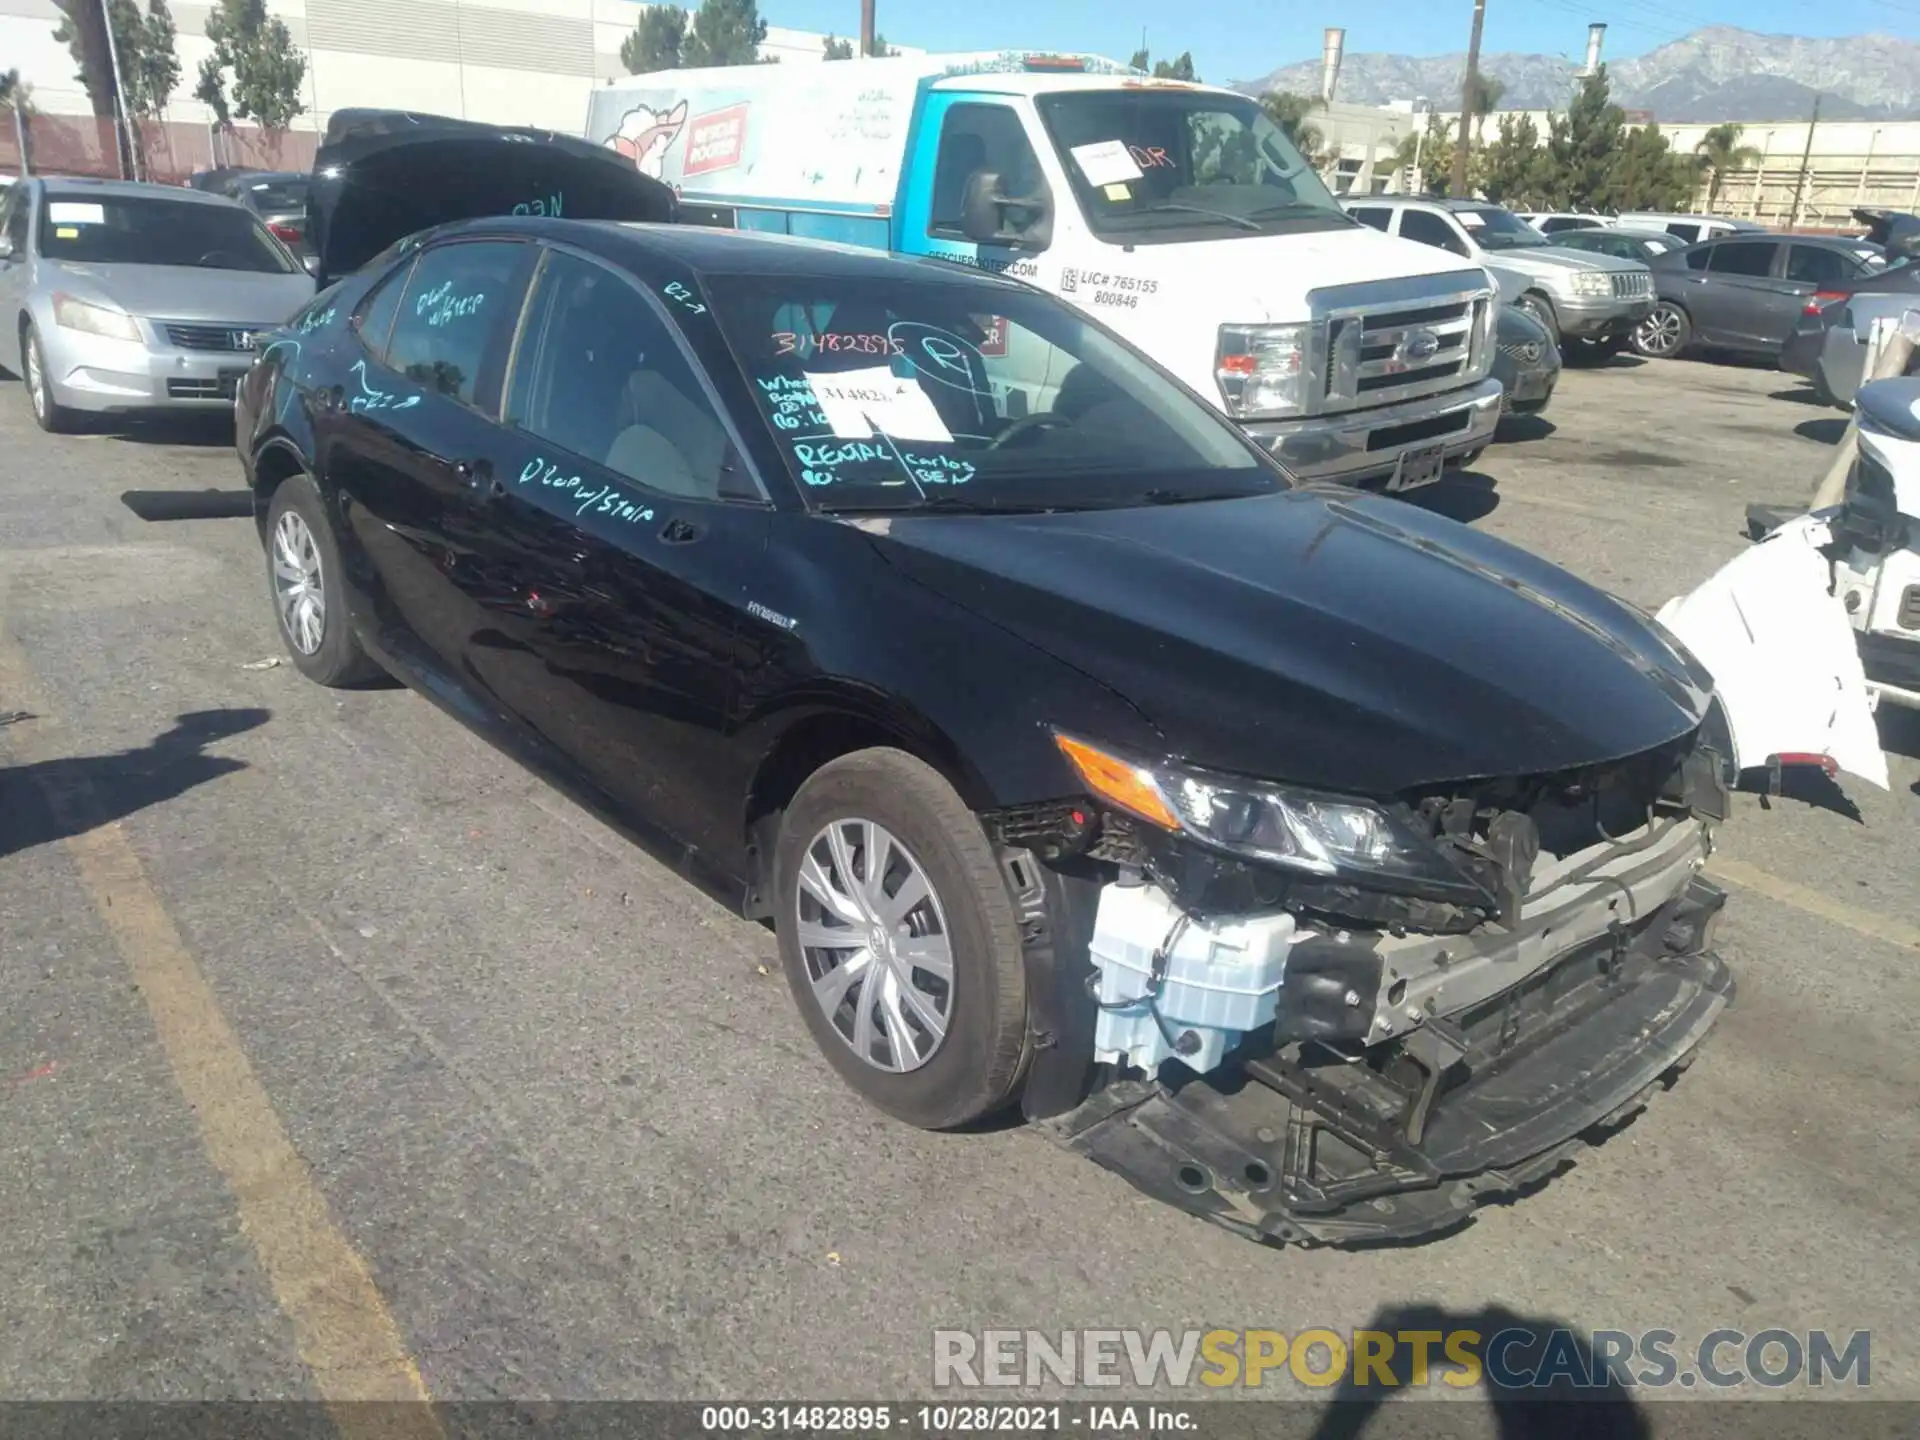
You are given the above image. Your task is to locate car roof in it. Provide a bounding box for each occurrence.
[426,214,1039,291]
[38,176,244,208]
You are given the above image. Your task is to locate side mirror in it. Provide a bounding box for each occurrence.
[961,170,1052,251]
[302,253,320,277]
[0,235,14,262]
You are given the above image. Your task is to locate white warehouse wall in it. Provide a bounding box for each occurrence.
[1,0,920,144]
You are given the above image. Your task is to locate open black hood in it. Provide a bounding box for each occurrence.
[867,488,1715,797]
[306,109,677,286]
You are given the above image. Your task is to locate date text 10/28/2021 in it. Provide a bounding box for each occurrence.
[700,1406,1198,1435]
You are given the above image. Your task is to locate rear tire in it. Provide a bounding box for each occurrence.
[264,472,385,687]
[22,323,78,434]
[1633,301,1691,359]
[773,747,1030,1130]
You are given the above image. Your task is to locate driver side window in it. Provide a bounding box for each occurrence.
[928,104,1052,249]
[1398,208,1469,258]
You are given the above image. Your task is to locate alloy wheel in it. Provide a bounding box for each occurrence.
[272,509,327,655]
[1636,304,1685,357]
[794,818,954,1073]
[23,334,46,419]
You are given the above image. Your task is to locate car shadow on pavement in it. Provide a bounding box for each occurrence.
[94,413,238,449]
[1563,350,1646,371]
[1495,415,1557,444]
[1794,416,1851,446]
[1306,1302,1651,1440]
[0,708,270,862]
[120,488,255,521]
[1769,385,1831,408]
[1407,471,1501,525]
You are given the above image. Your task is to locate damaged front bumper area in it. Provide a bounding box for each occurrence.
[998,748,1736,1247]
[1051,870,1729,1246]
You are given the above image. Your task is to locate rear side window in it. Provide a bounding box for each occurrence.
[1542,216,1594,233]
[1785,245,1853,286]
[1398,208,1469,257]
[385,240,533,409]
[352,260,415,361]
[1706,241,1778,278]
[1349,207,1390,232]
[1666,222,1703,243]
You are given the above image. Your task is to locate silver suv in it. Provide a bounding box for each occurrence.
[1346,197,1655,355]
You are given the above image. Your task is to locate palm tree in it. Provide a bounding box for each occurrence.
[1694,122,1762,210]
[1261,91,1328,168]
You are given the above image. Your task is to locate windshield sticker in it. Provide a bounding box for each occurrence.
[1070,139,1145,188]
[48,202,104,225]
[517,457,657,525]
[415,280,486,328]
[1456,211,1486,228]
[347,359,421,415]
[663,280,707,315]
[55,227,79,239]
[973,316,1010,358]
[803,367,954,443]
[1103,182,1132,203]
[773,331,905,360]
[512,193,562,217]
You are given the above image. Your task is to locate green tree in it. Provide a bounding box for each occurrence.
[1463,72,1505,120]
[0,68,27,115]
[194,0,307,133]
[622,5,688,73]
[682,0,770,67]
[1126,49,1198,81]
[823,31,897,60]
[1694,121,1761,209]
[52,0,179,175]
[1128,47,1148,72]
[1260,91,1326,165]
[1546,65,1624,210]
[1608,122,1694,211]
[1412,113,1484,197]
[1479,112,1554,208]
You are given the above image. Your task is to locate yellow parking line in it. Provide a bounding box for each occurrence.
[0,625,442,1438]
[1708,857,1920,953]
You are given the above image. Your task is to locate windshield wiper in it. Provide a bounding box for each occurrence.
[1132,202,1264,233]
[814,492,1049,516]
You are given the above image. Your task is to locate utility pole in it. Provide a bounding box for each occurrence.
[859,0,876,58]
[1787,92,1821,230]
[98,0,134,180]
[1452,0,1487,198]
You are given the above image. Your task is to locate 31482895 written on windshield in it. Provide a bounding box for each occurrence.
[703,281,1275,507]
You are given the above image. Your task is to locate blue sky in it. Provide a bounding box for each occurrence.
[759,0,1920,83]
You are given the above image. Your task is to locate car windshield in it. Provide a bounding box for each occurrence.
[1457,206,1549,250]
[38,193,297,272]
[707,271,1282,514]
[240,176,309,211]
[1033,90,1347,243]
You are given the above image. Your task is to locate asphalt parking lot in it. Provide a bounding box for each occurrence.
[1,352,1916,1419]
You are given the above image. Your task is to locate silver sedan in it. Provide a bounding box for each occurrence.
[0,176,316,432]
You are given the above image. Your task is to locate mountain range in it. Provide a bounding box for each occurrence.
[1232,26,1920,122]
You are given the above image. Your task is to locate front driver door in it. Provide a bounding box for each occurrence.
[457,243,770,862]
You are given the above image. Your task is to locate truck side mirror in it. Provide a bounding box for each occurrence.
[0,234,14,262]
[961,170,1052,252]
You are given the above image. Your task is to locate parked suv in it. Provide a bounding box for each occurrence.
[1345,197,1654,355]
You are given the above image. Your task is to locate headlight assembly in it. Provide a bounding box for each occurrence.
[1054,732,1494,903]
[1216,321,1314,418]
[52,292,142,342]
[1570,271,1614,298]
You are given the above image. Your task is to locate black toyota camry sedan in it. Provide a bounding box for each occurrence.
[238,197,1742,1244]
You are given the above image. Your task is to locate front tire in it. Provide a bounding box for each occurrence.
[22,323,78,433]
[1633,301,1691,359]
[1516,293,1560,347]
[774,747,1029,1130]
[264,472,384,687]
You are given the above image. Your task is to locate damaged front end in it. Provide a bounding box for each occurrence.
[989,719,1739,1247]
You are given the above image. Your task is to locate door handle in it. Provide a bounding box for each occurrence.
[659,517,704,544]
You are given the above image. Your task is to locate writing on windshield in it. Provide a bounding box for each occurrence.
[709,277,1276,512]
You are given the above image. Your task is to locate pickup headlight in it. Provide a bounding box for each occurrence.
[51,292,142,342]
[1216,322,1312,418]
[1054,733,1491,903]
[1570,271,1614,299]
